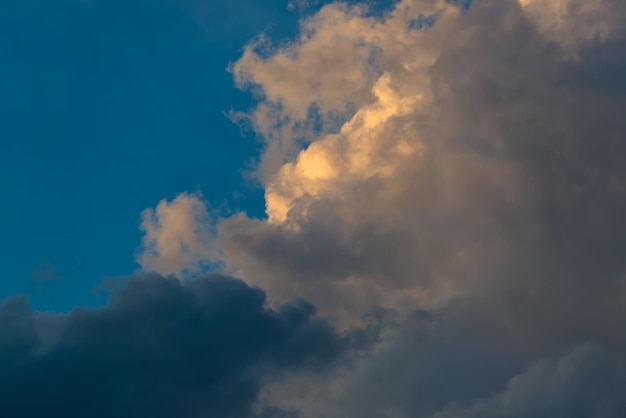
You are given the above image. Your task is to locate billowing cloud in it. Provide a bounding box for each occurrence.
[231,0,450,181]
[204,0,626,325]
[133,0,626,415]
[0,274,362,418]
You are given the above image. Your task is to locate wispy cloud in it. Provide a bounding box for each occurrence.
[31,261,63,283]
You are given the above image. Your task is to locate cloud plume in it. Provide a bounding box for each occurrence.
[135,0,626,416]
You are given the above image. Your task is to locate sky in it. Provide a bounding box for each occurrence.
[0,0,301,310]
[2,0,626,417]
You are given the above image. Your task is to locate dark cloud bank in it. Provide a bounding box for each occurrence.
[0,275,359,418]
[5,0,626,417]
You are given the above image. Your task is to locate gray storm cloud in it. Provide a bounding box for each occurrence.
[135,0,626,416]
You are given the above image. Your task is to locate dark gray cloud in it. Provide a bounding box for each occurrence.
[0,274,361,418]
[433,344,626,418]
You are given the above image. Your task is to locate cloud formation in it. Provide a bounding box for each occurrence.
[0,274,360,418]
[5,0,626,416]
[134,0,626,415]
[207,0,626,322]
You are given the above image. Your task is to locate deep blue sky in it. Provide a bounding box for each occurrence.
[0,0,306,311]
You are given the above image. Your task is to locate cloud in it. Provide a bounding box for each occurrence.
[0,274,362,418]
[126,0,626,416]
[213,0,537,319]
[235,1,453,182]
[432,344,626,418]
[136,193,215,277]
[31,261,62,283]
[196,0,626,324]
[320,288,626,418]
[519,0,626,50]
[6,0,626,417]
[257,315,626,418]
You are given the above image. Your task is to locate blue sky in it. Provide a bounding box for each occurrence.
[0,0,303,311]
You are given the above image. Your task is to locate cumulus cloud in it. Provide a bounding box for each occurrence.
[230,0,450,181]
[136,193,215,277]
[0,274,363,418]
[100,0,626,416]
[212,0,535,319]
[196,0,626,325]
